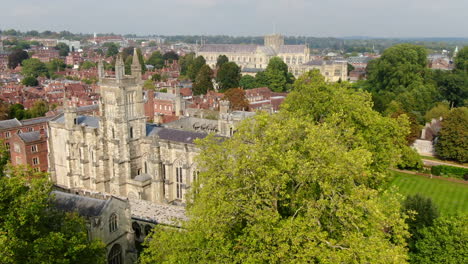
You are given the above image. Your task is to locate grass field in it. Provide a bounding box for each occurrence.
[390,171,468,216]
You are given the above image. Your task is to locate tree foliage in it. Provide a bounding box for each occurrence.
[187,56,207,81]
[7,49,29,69]
[21,58,49,78]
[216,62,241,92]
[410,215,467,264]
[366,44,439,114]
[239,75,258,89]
[216,55,229,68]
[141,70,411,263]
[192,65,213,96]
[0,167,106,264]
[256,57,294,92]
[55,43,70,57]
[435,107,468,162]
[222,88,249,111]
[146,51,164,69]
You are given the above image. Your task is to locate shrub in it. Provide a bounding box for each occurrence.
[431,165,468,180]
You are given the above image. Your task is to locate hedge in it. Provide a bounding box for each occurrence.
[431,165,468,180]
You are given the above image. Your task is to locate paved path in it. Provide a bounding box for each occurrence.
[422,159,468,169]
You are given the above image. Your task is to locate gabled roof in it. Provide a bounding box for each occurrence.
[18,131,43,143]
[52,191,108,217]
[0,118,21,129]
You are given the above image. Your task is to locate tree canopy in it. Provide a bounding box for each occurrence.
[21,58,49,78]
[140,69,411,263]
[222,88,249,111]
[365,44,439,115]
[434,107,468,162]
[192,64,213,96]
[216,62,241,92]
[7,49,29,69]
[0,167,106,264]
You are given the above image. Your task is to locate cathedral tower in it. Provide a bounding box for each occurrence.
[98,51,147,196]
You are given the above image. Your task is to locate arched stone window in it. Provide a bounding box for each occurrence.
[132,222,141,239]
[108,243,122,264]
[109,213,118,232]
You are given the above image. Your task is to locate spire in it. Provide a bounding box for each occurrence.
[131,48,142,81]
[115,54,125,80]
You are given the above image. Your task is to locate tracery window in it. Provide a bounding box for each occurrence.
[176,167,183,199]
[108,244,122,264]
[109,213,118,232]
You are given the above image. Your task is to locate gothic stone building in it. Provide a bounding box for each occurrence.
[48,50,208,205]
[196,34,347,81]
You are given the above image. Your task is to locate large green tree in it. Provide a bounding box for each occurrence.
[434,107,468,162]
[410,215,467,264]
[140,70,411,263]
[192,65,213,95]
[0,167,106,264]
[21,58,49,78]
[146,51,164,69]
[366,44,439,115]
[7,49,29,69]
[282,70,409,186]
[187,56,207,81]
[55,43,70,57]
[216,62,241,91]
[239,75,258,89]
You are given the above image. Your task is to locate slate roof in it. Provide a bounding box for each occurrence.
[199,44,258,53]
[150,127,209,144]
[52,114,100,128]
[21,116,53,126]
[52,191,108,217]
[0,118,22,129]
[278,45,307,53]
[18,131,42,143]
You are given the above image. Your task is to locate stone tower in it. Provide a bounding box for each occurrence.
[264,34,284,53]
[98,52,147,196]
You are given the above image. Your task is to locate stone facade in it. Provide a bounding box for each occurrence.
[196,34,347,81]
[48,50,208,205]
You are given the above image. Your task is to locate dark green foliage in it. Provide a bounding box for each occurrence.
[397,146,423,170]
[410,215,468,264]
[146,51,164,69]
[55,43,70,56]
[179,53,195,76]
[7,49,29,69]
[402,194,439,244]
[187,56,206,81]
[21,76,38,86]
[431,165,468,180]
[0,167,106,264]
[216,62,241,91]
[216,55,228,68]
[192,65,213,95]
[79,61,97,70]
[239,75,258,89]
[103,42,119,57]
[21,58,49,78]
[435,107,468,162]
[366,44,439,114]
[163,51,179,62]
[432,70,467,108]
[454,46,468,73]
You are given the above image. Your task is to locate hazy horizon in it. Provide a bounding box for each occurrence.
[2,0,468,38]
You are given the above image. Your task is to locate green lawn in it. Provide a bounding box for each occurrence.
[390,171,468,216]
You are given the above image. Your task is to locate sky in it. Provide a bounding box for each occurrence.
[1,0,467,38]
